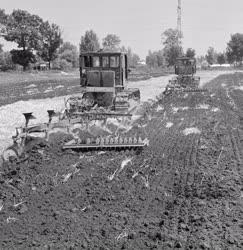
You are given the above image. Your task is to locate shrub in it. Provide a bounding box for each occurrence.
[52,58,72,71]
[0,51,15,71]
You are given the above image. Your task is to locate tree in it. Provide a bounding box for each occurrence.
[10,49,36,69]
[58,42,79,68]
[146,50,165,68]
[102,34,121,51]
[163,45,182,67]
[196,55,206,65]
[128,47,140,67]
[0,51,15,71]
[1,9,44,70]
[217,53,226,65]
[205,47,217,65]
[0,9,7,22]
[120,46,140,67]
[156,50,165,67]
[38,21,63,69]
[53,42,79,70]
[80,30,100,52]
[162,28,182,47]
[0,9,7,33]
[162,28,183,66]
[186,48,196,58]
[226,33,243,65]
[196,55,209,69]
[52,58,72,71]
[146,50,152,67]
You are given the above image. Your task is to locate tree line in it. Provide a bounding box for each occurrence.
[1,8,242,71]
[0,9,140,71]
[146,28,196,68]
[146,28,243,68]
[0,9,79,71]
[79,30,140,68]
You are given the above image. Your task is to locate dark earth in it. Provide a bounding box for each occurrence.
[0,73,242,249]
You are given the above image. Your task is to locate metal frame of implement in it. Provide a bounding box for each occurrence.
[63,142,146,150]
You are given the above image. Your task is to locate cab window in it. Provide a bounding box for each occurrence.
[102,56,109,67]
[92,56,100,67]
[84,56,91,67]
[110,56,119,67]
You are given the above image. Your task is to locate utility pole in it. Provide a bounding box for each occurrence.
[177,0,182,44]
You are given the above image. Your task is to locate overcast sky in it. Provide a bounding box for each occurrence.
[1,0,243,59]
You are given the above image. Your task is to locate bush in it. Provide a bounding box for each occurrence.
[52,58,72,71]
[59,50,78,68]
[0,51,15,71]
[10,49,36,70]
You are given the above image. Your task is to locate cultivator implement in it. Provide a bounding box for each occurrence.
[2,108,147,161]
[2,51,150,162]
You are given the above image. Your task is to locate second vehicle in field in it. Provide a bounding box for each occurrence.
[163,57,206,95]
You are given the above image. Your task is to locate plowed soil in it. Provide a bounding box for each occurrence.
[0,73,243,249]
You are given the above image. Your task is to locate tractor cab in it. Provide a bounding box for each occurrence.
[175,57,197,76]
[77,51,139,109]
[79,52,129,93]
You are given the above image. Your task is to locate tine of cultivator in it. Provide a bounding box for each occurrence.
[47,110,56,123]
[23,113,36,127]
[182,89,208,93]
[63,136,148,150]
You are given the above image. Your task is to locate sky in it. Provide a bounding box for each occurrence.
[1,0,243,59]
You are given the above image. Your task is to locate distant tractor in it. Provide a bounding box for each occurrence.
[163,57,205,95]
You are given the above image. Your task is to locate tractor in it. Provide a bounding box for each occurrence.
[2,52,148,162]
[65,51,140,117]
[163,57,205,95]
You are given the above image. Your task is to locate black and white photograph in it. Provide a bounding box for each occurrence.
[0,0,242,249]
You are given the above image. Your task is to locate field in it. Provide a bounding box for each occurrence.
[0,68,171,107]
[0,72,242,249]
[0,70,234,155]
[0,69,234,107]
[0,70,79,107]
